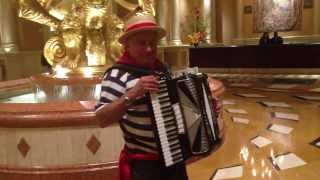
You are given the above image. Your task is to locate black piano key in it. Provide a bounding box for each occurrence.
[163,115,175,121]
[159,101,171,108]
[167,134,179,142]
[159,127,176,138]
[164,124,176,131]
[161,105,172,112]
[153,102,171,111]
[156,113,174,121]
[159,102,171,108]
[158,122,176,132]
[157,121,175,131]
[158,126,177,137]
[161,108,172,115]
[166,127,178,137]
[158,88,168,94]
[164,148,183,161]
[166,124,178,132]
[158,92,169,99]
[163,118,175,125]
[169,140,181,150]
[159,133,179,144]
[159,84,167,89]
[172,154,184,163]
[158,91,168,96]
[162,112,174,119]
[162,112,175,119]
[159,97,171,104]
[160,140,179,152]
[171,149,183,159]
[161,138,179,149]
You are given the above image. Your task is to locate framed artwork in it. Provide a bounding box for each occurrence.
[244,5,253,14]
[253,0,303,32]
[303,0,313,9]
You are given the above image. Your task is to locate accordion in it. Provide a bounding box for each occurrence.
[147,72,221,167]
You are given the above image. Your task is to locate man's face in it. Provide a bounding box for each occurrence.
[126,31,158,67]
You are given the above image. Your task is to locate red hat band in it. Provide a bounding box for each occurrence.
[125,22,158,32]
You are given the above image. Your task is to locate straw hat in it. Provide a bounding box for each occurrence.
[118,13,166,44]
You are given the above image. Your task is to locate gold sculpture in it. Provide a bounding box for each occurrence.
[18,0,155,73]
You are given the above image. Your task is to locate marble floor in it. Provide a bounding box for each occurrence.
[0,73,319,180]
[187,76,320,180]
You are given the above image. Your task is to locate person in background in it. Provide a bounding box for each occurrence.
[95,12,225,180]
[270,31,283,45]
[259,32,271,46]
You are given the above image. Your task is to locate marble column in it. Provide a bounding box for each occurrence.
[236,0,243,39]
[313,0,320,34]
[203,0,217,44]
[156,0,168,45]
[0,38,3,53]
[169,0,182,45]
[0,0,19,52]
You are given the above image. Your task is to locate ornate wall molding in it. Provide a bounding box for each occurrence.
[0,162,118,180]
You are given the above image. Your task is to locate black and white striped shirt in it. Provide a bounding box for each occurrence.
[96,68,158,154]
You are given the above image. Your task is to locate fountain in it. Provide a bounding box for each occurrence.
[0,0,155,179]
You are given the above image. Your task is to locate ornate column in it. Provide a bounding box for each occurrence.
[236,0,243,39]
[313,0,320,34]
[0,38,3,53]
[0,0,19,52]
[203,0,217,44]
[169,0,182,45]
[156,0,168,45]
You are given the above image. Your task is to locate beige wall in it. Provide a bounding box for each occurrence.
[220,0,237,44]
[0,51,43,81]
[243,0,258,38]
[18,19,45,51]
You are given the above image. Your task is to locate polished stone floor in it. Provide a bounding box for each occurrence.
[187,75,320,180]
[0,73,319,179]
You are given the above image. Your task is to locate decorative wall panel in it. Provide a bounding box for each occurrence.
[253,0,303,32]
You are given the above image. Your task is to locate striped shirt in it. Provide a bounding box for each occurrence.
[96,68,158,154]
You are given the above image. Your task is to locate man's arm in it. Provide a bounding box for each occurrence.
[208,77,226,138]
[95,75,159,128]
[95,95,128,128]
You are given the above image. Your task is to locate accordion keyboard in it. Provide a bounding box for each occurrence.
[150,79,185,167]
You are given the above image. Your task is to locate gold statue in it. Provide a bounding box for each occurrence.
[18,0,155,72]
[138,0,155,16]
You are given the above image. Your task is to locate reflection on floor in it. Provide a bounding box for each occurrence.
[187,74,320,180]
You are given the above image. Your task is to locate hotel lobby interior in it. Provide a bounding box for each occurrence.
[0,0,320,179]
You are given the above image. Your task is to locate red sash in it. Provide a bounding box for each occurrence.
[119,146,159,180]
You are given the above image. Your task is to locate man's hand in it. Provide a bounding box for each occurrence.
[208,77,225,97]
[126,75,159,99]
